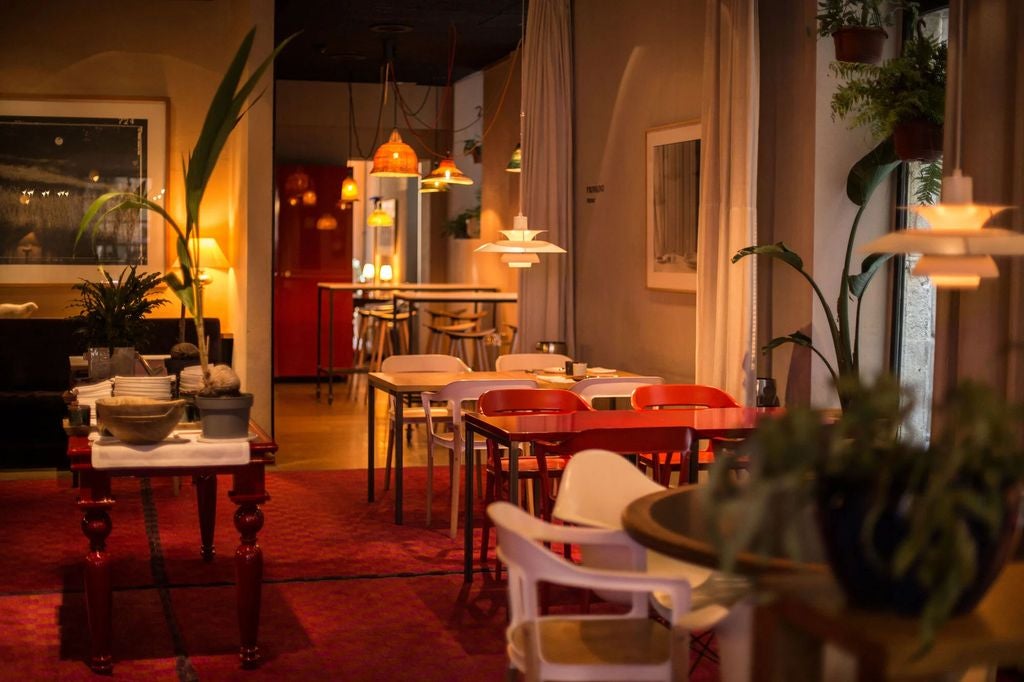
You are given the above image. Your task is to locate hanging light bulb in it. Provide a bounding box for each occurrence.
[367,199,394,228]
[302,189,318,206]
[422,154,474,186]
[505,143,521,173]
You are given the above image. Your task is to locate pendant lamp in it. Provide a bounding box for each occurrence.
[860,6,1023,288]
[505,143,521,173]
[340,174,360,208]
[367,199,394,228]
[422,154,474,186]
[420,176,450,194]
[316,213,338,231]
[371,128,420,178]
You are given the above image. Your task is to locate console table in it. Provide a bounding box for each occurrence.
[67,423,277,673]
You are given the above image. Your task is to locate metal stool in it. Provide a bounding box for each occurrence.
[446,327,497,370]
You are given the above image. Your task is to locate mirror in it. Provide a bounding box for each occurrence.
[646,121,701,292]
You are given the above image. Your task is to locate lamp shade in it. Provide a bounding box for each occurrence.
[501,253,539,268]
[506,143,522,173]
[370,129,420,178]
[316,213,338,231]
[423,155,474,186]
[340,175,360,204]
[378,263,394,282]
[194,237,230,269]
[367,205,394,228]
[360,262,376,281]
[419,178,449,194]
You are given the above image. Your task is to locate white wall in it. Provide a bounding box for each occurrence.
[573,0,704,379]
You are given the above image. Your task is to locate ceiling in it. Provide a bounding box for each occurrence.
[274,0,525,86]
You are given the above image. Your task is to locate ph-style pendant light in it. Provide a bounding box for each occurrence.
[861,3,1023,288]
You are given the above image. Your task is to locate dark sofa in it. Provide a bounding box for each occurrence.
[0,317,221,469]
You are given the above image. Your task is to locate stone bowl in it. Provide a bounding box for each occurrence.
[95,397,186,444]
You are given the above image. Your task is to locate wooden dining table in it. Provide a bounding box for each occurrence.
[460,406,782,582]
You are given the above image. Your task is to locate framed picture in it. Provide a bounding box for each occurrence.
[646,121,701,292]
[0,96,168,284]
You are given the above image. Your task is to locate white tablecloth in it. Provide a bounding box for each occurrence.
[90,429,250,469]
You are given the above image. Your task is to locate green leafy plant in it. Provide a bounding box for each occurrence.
[830,28,946,139]
[77,28,294,394]
[816,0,888,37]
[706,375,1024,652]
[733,140,900,407]
[442,204,481,239]
[69,264,167,351]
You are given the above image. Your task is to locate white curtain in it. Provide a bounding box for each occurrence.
[695,0,759,404]
[519,0,575,353]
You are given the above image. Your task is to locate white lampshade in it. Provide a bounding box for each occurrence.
[379,263,394,282]
[361,263,376,281]
[911,255,998,289]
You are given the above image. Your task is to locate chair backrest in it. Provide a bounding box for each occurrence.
[537,427,692,460]
[631,383,740,411]
[570,375,664,406]
[428,379,537,424]
[494,352,572,372]
[381,353,471,374]
[552,449,664,528]
[477,388,591,416]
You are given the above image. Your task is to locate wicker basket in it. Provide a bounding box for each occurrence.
[95,397,186,444]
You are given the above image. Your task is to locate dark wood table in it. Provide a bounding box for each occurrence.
[68,423,277,674]
[462,407,781,581]
[623,487,1024,681]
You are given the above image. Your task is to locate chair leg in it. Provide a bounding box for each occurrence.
[476,450,484,499]
[384,417,394,491]
[449,434,462,539]
[425,437,434,527]
[480,469,496,571]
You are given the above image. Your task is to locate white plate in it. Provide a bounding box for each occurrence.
[587,367,616,375]
[537,374,575,384]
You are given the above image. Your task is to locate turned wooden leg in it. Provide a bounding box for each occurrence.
[231,466,269,669]
[79,487,114,675]
[195,473,217,561]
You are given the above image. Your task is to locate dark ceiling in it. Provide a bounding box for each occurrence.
[274,0,525,86]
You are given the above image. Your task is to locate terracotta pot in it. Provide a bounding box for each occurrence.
[832,27,887,65]
[893,120,944,162]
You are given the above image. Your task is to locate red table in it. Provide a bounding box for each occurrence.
[461,407,781,582]
[67,424,277,674]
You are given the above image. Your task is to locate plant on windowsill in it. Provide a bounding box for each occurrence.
[830,22,946,161]
[817,0,908,64]
[705,375,1024,653]
[77,28,295,436]
[442,204,481,239]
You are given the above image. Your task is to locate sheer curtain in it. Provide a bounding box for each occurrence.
[695,0,759,404]
[518,0,575,353]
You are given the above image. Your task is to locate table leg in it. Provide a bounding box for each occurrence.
[688,433,700,484]
[230,466,269,669]
[508,440,520,505]
[78,472,114,674]
[195,473,217,561]
[367,382,376,502]
[394,396,404,524]
[316,286,322,400]
[464,422,476,583]
[327,289,335,405]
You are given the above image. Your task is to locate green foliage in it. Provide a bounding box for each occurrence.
[913,159,943,205]
[816,0,887,37]
[831,30,946,139]
[76,28,295,389]
[442,204,481,239]
[69,264,167,350]
[706,375,1024,652]
[733,139,900,406]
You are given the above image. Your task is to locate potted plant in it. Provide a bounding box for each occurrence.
[734,140,901,408]
[706,375,1024,651]
[817,0,899,65]
[462,137,482,164]
[77,28,294,437]
[442,204,482,239]
[69,264,167,377]
[830,26,946,161]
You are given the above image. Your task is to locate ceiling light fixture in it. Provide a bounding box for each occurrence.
[860,4,1023,287]
[505,143,521,173]
[367,198,394,228]
[422,154,474,186]
[371,59,420,178]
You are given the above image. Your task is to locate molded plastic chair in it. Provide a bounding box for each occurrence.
[631,384,742,485]
[476,388,593,571]
[421,378,537,537]
[489,501,694,682]
[494,352,572,372]
[570,375,664,409]
[552,450,750,681]
[379,354,471,491]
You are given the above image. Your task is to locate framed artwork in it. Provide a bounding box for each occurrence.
[646,121,701,292]
[0,96,168,284]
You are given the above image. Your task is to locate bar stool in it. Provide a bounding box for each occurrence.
[425,320,476,354]
[369,308,413,370]
[446,327,497,370]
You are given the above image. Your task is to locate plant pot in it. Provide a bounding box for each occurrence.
[831,27,888,65]
[892,120,944,162]
[195,393,253,439]
[816,478,1021,616]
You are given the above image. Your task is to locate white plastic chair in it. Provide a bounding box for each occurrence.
[489,501,694,682]
[494,352,572,372]
[570,375,664,408]
[553,449,751,682]
[421,378,536,537]
[380,354,471,491]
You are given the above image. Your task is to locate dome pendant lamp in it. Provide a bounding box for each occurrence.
[371,128,419,178]
[422,154,474,186]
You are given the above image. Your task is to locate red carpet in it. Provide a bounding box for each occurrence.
[0,468,719,680]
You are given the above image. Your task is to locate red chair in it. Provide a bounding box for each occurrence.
[477,389,592,570]
[630,384,741,485]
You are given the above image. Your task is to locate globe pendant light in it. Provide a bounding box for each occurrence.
[422,154,474,186]
[340,174,360,208]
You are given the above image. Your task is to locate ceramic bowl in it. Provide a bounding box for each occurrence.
[95,397,186,444]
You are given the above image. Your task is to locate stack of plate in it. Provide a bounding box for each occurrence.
[179,365,204,394]
[113,375,175,399]
[73,380,114,425]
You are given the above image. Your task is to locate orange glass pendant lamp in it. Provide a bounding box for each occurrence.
[370,129,419,178]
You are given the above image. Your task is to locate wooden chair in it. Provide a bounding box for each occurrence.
[489,501,695,682]
[494,352,572,372]
[379,354,471,491]
[421,378,537,537]
[630,384,742,485]
[476,388,593,572]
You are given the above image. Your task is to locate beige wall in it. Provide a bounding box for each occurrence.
[0,0,275,422]
[573,0,704,379]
